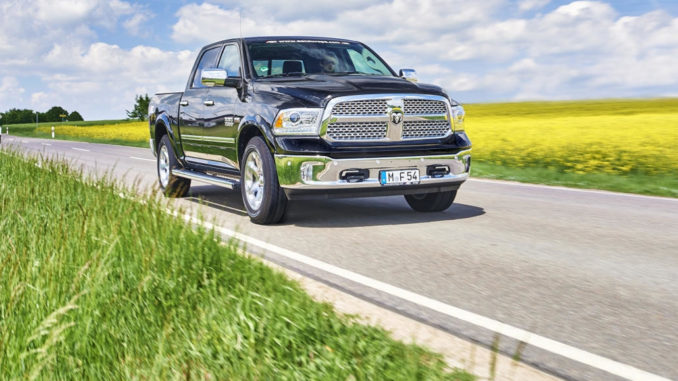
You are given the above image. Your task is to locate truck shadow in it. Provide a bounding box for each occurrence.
[186,185,485,227]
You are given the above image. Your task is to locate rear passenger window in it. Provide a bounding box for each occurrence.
[192,47,220,88]
[252,59,306,76]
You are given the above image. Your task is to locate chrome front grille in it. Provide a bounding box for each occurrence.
[326,121,388,140]
[331,100,387,115]
[402,120,451,139]
[403,99,447,114]
[323,95,452,142]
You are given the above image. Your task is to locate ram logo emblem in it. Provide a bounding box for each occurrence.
[390,110,403,125]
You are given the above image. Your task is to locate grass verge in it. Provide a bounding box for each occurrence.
[0,149,472,380]
[471,161,678,198]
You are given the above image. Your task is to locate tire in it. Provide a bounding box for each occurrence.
[405,190,457,212]
[240,136,288,224]
[157,135,191,197]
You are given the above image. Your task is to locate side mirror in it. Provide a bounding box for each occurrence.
[201,68,227,87]
[399,68,418,83]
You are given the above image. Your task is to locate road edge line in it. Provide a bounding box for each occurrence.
[185,214,670,381]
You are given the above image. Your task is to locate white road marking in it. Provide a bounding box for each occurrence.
[72,147,90,152]
[130,156,155,162]
[41,143,52,146]
[469,177,677,202]
[182,213,669,381]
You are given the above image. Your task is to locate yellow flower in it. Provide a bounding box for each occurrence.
[464,101,678,176]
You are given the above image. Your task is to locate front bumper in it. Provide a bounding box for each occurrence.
[275,150,471,198]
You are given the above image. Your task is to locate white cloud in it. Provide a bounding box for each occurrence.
[212,0,389,21]
[123,13,151,36]
[36,42,196,119]
[0,77,26,106]
[518,0,551,12]
[0,0,152,64]
[172,1,504,44]
[3,1,678,120]
[169,0,678,103]
[30,92,50,110]
[172,3,247,43]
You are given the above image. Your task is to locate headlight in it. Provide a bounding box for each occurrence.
[273,108,322,135]
[451,105,465,131]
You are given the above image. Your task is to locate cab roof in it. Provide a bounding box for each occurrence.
[203,36,360,49]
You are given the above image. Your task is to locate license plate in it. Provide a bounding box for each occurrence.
[379,169,420,186]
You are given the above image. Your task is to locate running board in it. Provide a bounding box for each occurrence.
[172,169,239,190]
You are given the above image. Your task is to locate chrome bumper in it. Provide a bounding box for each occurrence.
[275,150,471,190]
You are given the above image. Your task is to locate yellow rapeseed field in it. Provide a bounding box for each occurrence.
[37,121,148,143]
[465,100,678,176]
[31,100,678,178]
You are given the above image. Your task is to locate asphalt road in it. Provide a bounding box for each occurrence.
[3,136,677,381]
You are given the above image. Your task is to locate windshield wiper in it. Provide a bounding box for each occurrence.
[266,72,309,78]
[325,71,365,76]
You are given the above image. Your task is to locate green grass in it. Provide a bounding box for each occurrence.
[0,149,472,380]
[471,161,678,198]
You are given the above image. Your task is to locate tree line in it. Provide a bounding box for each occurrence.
[0,106,83,125]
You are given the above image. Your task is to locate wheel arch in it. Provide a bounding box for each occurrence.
[237,120,275,167]
[154,113,183,159]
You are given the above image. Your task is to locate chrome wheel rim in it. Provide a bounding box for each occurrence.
[158,145,170,188]
[244,150,265,211]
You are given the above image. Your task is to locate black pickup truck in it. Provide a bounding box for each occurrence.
[149,36,471,224]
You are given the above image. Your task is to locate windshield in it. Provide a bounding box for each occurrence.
[246,39,395,78]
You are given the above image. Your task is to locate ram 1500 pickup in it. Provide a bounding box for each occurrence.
[149,36,471,224]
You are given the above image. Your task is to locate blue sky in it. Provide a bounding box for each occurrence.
[1,0,677,120]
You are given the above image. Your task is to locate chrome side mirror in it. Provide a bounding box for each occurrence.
[399,68,418,83]
[201,68,227,87]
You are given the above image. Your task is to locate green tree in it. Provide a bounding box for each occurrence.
[43,106,69,123]
[1,108,35,124]
[68,111,84,121]
[126,94,150,121]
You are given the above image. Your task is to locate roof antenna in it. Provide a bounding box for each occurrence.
[239,8,242,39]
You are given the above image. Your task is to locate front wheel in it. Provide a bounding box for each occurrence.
[405,190,457,212]
[240,137,288,224]
[157,135,191,197]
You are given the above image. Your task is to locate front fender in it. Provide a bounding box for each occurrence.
[236,116,277,166]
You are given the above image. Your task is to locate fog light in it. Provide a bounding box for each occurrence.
[340,169,369,183]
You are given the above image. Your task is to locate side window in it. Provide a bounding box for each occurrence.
[192,47,220,88]
[253,59,270,76]
[218,44,242,78]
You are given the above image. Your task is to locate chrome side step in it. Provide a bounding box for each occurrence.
[172,168,239,190]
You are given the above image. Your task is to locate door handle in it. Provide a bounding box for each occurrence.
[180,100,189,106]
[204,100,215,106]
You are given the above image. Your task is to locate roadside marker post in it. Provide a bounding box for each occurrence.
[52,126,55,139]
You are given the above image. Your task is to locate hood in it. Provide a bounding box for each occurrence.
[252,75,450,107]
